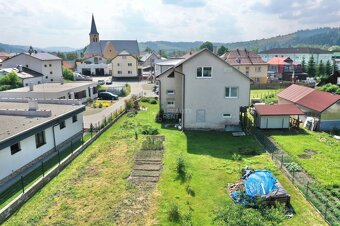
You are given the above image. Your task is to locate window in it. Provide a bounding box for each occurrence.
[255,66,261,72]
[128,71,132,74]
[196,109,206,122]
[45,76,48,79]
[72,115,78,123]
[223,113,232,119]
[49,64,52,67]
[35,131,46,148]
[26,65,29,68]
[117,63,120,66]
[167,100,175,106]
[167,90,175,95]
[118,71,122,74]
[50,71,53,74]
[122,56,127,59]
[74,90,86,99]
[60,121,66,129]
[50,79,53,82]
[225,87,238,98]
[25,83,28,86]
[10,143,21,155]
[38,81,41,84]
[128,63,132,66]
[197,67,212,78]
[44,64,47,67]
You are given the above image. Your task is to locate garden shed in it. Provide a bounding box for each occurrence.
[254,104,304,129]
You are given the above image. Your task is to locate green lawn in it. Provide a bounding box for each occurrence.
[265,129,340,186]
[3,103,326,225]
[250,89,281,99]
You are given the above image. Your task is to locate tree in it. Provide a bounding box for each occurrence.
[144,47,153,53]
[332,60,339,74]
[217,45,228,55]
[307,55,316,77]
[57,52,66,60]
[0,71,21,90]
[199,41,213,52]
[301,56,307,72]
[317,60,325,77]
[66,52,78,60]
[325,60,332,76]
[62,67,74,81]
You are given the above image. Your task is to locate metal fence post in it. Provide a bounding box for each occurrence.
[41,162,45,177]
[71,140,73,154]
[57,149,61,165]
[21,176,25,194]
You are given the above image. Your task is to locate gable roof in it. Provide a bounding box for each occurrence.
[221,49,266,65]
[277,84,340,112]
[2,52,61,63]
[85,40,140,56]
[259,47,330,54]
[255,104,304,116]
[157,48,251,81]
[267,56,300,65]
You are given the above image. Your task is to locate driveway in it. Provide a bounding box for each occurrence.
[83,81,145,128]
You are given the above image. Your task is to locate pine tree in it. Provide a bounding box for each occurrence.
[301,56,307,72]
[307,55,316,77]
[325,60,332,76]
[332,60,339,74]
[317,60,325,77]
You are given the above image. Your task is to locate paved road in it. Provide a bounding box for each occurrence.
[83,81,145,128]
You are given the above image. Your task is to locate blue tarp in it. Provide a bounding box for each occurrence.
[244,170,278,198]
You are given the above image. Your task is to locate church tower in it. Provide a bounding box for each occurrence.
[89,14,99,43]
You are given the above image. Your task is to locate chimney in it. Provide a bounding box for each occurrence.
[60,78,64,85]
[29,83,34,91]
[17,65,23,72]
[28,99,38,111]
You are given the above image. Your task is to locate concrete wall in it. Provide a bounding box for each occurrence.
[112,55,138,77]
[182,51,250,130]
[260,53,333,64]
[21,77,44,86]
[0,113,83,181]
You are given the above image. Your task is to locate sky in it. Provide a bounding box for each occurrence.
[0,0,339,48]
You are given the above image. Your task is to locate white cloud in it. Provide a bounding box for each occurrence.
[0,0,338,48]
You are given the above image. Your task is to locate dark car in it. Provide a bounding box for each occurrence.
[98,92,118,100]
[97,80,105,85]
[105,80,113,85]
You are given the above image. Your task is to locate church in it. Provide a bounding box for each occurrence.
[84,15,140,59]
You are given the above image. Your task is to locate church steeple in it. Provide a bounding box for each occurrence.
[89,14,99,43]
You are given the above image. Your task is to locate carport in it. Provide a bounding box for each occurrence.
[254,104,304,129]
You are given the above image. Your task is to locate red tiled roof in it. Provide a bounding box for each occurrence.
[255,104,304,116]
[221,49,266,65]
[278,84,340,112]
[266,56,300,65]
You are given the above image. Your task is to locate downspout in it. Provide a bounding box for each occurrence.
[52,124,58,152]
[174,69,185,130]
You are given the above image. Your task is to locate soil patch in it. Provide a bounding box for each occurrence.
[298,154,311,159]
[304,149,317,155]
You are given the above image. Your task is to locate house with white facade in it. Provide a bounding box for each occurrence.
[0,66,44,86]
[111,50,139,79]
[0,99,85,183]
[1,52,63,83]
[156,49,251,130]
[259,47,333,64]
[0,81,98,103]
[77,56,111,76]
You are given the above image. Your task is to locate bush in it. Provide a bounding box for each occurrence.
[98,103,103,108]
[284,162,302,172]
[168,204,181,222]
[126,111,137,117]
[125,98,134,110]
[120,83,131,97]
[177,156,187,180]
[87,98,94,104]
[0,71,21,90]
[140,97,149,102]
[62,67,74,81]
[232,153,242,161]
[149,99,157,104]
[140,124,159,135]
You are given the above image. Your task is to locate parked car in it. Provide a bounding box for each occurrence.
[105,80,113,85]
[98,80,105,85]
[98,92,118,100]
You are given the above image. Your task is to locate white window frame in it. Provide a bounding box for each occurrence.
[225,87,239,98]
[167,90,175,95]
[196,66,212,78]
[128,63,132,66]
[222,113,232,119]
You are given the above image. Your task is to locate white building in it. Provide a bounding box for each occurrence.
[0,66,43,86]
[155,58,184,77]
[1,52,63,83]
[111,50,139,78]
[157,49,251,130]
[0,99,85,183]
[0,81,98,103]
[76,56,111,76]
[259,47,333,64]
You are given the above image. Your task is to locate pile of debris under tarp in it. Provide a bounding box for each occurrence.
[228,169,290,206]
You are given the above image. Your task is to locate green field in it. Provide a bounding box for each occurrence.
[266,129,340,186]
[3,103,326,225]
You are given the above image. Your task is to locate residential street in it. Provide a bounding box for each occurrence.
[83,80,146,128]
